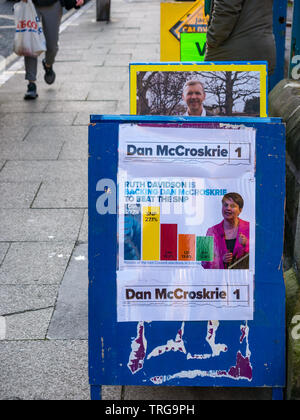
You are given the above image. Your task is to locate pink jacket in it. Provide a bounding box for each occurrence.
[202,218,250,269]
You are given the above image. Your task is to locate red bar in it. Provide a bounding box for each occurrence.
[160,224,178,261]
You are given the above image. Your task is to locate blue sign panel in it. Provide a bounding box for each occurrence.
[88,115,286,400]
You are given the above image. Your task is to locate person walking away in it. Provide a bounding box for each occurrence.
[23,0,83,100]
[204,0,276,75]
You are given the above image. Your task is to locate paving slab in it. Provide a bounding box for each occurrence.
[55,50,84,62]
[0,101,49,114]
[46,103,116,126]
[60,30,100,40]
[0,182,40,208]
[104,54,132,66]
[87,81,127,101]
[0,160,87,183]
[0,284,59,315]
[93,66,129,82]
[0,340,89,400]
[3,308,54,340]
[78,209,88,243]
[47,244,88,340]
[0,112,76,128]
[0,125,31,143]
[0,80,64,95]
[0,243,9,266]
[44,100,117,115]
[58,39,97,49]
[26,125,87,144]
[132,52,160,62]
[0,242,75,285]
[0,209,84,242]
[45,85,92,101]
[0,137,63,160]
[115,98,130,114]
[51,71,98,82]
[32,180,88,208]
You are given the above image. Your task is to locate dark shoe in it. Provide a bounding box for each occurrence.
[24,82,38,100]
[42,59,56,85]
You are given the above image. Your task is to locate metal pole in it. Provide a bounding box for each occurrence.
[96,0,111,22]
[289,0,300,78]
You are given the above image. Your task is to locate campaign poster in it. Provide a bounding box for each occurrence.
[130,63,268,118]
[160,0,208,61]
[117,124,256,322]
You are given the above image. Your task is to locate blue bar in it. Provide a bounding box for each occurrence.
[289,0,300,78]
[124,204,141,261]
[270,0,288,91]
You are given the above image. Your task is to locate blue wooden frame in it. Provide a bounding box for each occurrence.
[289,0,300,78]
[270,0,288,90]
[89,115,286,400]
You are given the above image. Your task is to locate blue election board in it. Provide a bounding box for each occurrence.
[88,115,286,400]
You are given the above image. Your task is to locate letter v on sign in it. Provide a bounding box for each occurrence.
[180,33,207,61]
[196,41,206,56]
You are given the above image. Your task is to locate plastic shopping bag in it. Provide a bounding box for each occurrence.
[13,0,46,57]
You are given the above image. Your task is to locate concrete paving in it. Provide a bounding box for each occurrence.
[0,0,278,400]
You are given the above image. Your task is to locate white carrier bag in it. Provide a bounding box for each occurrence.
[13,0,46,57]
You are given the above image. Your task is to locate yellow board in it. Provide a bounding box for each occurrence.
[142,206,160,261]
[161,1,208,62]
[130,63,268,118]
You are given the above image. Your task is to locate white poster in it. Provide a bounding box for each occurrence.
[117,124,256,322]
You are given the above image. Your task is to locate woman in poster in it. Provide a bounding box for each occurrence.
[202,192,249,269]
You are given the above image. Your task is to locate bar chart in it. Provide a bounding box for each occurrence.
[124,205,214,263]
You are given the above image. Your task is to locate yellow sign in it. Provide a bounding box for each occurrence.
[161,1,208,61]
[130,62,268,118]
[170,0,208,40]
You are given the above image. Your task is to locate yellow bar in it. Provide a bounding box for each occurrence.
[142,206,160,260]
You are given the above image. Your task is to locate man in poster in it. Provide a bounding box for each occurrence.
[182,80,214,116]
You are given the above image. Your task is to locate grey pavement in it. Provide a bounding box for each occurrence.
[0,0,16,60]
[0,0,275,401]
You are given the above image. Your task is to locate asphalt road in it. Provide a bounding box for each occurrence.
[0,0,16,60]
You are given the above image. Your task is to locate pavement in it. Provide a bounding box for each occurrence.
[0,0,16,60]
[0,0,288,401]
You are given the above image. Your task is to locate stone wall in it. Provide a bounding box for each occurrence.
[269,79,300,399]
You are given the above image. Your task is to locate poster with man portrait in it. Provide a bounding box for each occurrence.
[129,62,268,118]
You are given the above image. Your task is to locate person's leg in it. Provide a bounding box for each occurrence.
[24,56,38,83]
[40,1,63,84]
[23,6,41,99]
